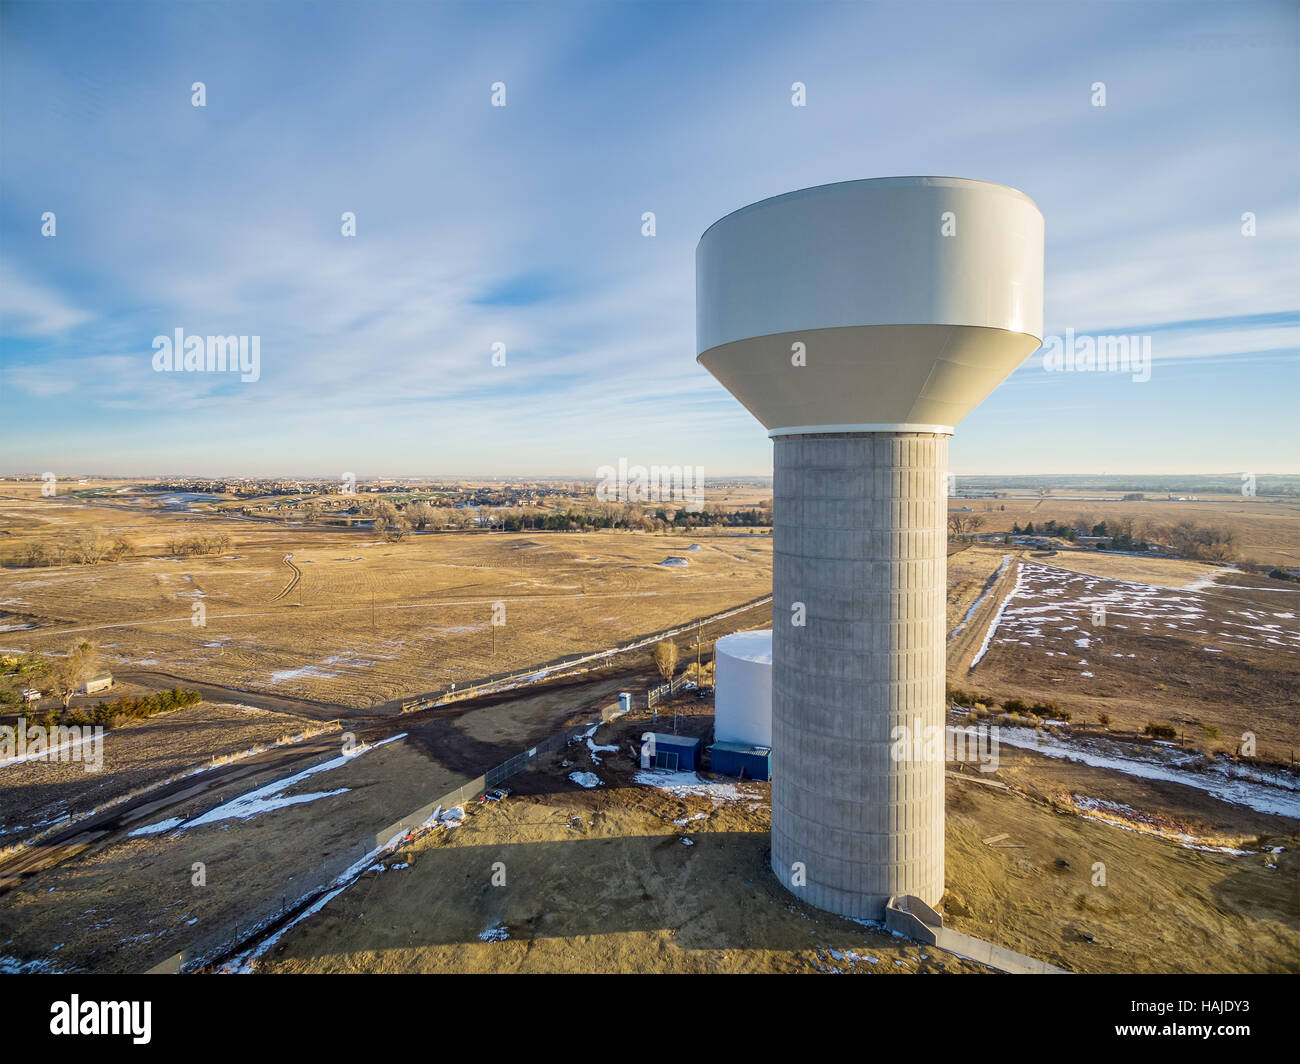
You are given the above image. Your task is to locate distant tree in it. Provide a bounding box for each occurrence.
[948,513,973,537]
[49,640,98,710]
[406,501,435,531]
[71,531,110,565]
[652,640,679,686]
[19,541,54,567]
[376,515,410,543]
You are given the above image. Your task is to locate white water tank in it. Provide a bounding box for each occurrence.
[697,177,1044,920]
[713,629,772,747]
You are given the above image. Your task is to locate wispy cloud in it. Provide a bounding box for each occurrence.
[1,0,1296,475]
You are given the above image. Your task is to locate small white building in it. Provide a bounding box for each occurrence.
[83,675,113,695]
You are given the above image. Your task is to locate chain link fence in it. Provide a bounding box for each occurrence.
[400,594,770,713]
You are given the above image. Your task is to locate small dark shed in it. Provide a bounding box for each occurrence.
[709,741,772,781]
[645,732,700,771]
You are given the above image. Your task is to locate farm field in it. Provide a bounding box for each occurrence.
[949,492,1300,567]
[959,553,1300,762]
[0,485,772,710]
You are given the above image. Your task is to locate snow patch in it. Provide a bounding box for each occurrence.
[135,734,404,833]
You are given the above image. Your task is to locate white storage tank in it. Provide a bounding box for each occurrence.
[713,629,772,747]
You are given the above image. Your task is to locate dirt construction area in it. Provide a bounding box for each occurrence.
[0,661,686,973]
[0,701,337,843]
[247,700,1298,975]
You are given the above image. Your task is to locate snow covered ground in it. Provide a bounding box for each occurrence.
[991,724,1300,819]
[633,769,760,803]
[129,734,405,836]
[972,561,1300,672]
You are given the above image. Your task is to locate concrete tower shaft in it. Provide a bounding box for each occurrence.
[772,432,947,917]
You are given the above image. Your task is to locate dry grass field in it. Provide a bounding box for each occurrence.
[0,484,771,709]
[1,479,1295,975]
[952,492,1300,567]
[960,553,1300,761]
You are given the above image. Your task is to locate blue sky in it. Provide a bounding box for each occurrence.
[1,0,1296,477]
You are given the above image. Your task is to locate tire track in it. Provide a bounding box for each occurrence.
[271,553,301,602]
[947,553,1023,673]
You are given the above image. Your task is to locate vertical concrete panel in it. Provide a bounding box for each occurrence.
[771,431,947,920]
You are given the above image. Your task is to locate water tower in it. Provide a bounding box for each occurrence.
[696,177,1043,919]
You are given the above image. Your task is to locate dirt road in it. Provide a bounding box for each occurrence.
[946,553,1022,675]
[0,661,653,899]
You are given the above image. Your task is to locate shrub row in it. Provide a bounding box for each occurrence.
[40,687,203,729]
[946,686,1070,722]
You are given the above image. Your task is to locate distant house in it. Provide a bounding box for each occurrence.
[83,675,113,696]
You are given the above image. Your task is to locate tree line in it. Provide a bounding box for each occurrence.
[995,514,1242,563]
[13,532,133,568]
[315,497,773,542]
